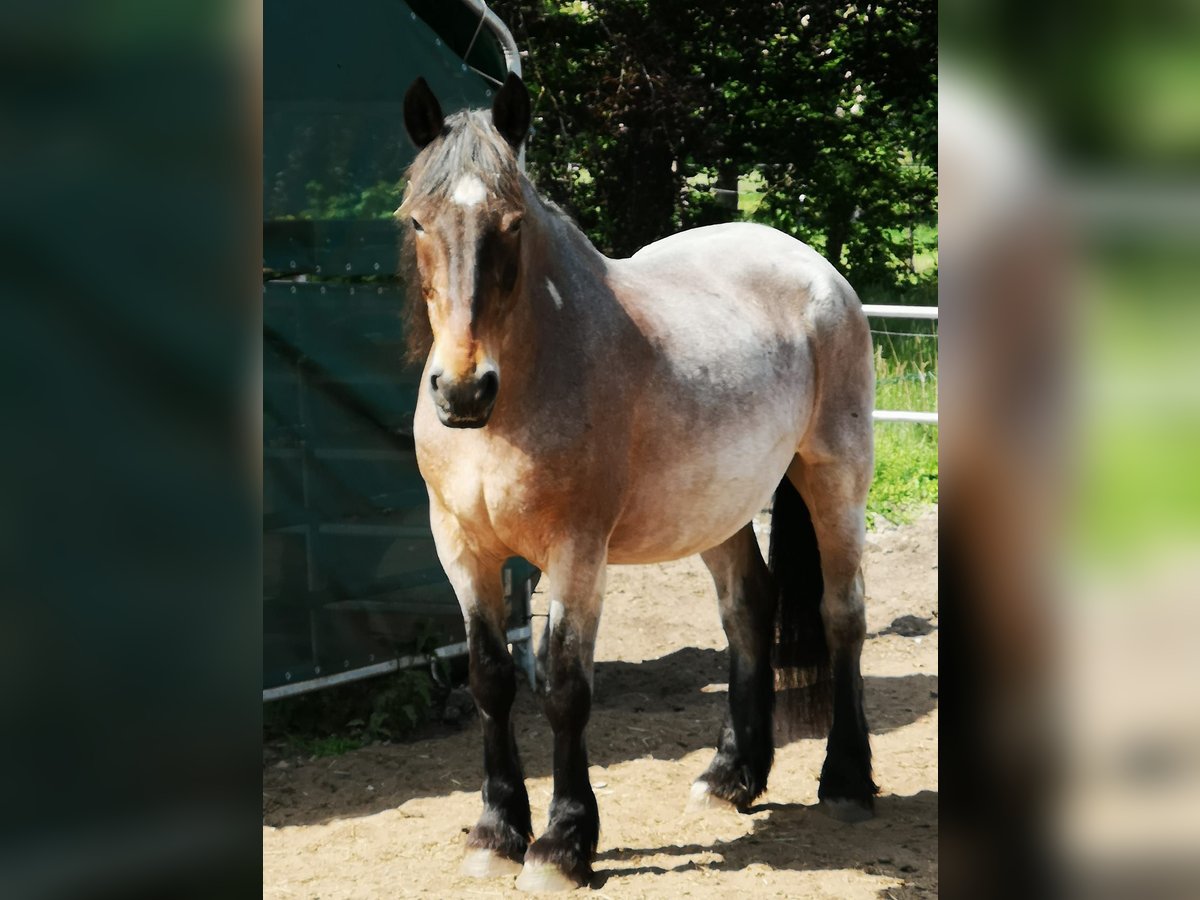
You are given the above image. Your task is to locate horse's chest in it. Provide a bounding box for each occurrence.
[416,429,566,560]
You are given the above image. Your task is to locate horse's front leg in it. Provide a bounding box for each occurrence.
[429,499,532,877]
[516,544,605,892]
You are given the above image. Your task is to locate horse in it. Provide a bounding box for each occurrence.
[399,73,877,891]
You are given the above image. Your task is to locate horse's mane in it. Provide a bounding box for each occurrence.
[398,110,525,364]
[399,227,431,365]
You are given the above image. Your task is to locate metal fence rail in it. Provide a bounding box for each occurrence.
[263,625,534,702]
[863,304,938,425]
[862,303,939,320]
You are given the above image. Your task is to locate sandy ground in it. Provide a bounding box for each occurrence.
[264,508,938,898]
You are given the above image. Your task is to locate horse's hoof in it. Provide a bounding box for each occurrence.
[685,780,738,813]
[515,860,581,892]
[820,796,875,823]
[461,848,523,878]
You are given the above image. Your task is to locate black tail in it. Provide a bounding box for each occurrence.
[769,475,833,742]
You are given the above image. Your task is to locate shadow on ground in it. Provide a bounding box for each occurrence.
[592,790,938,893]
[263,645,937,828]
[593,645,937,735]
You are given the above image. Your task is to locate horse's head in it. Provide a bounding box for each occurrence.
[400,73,531,429]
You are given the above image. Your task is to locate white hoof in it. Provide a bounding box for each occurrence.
[685,780,737,813]
[820,797,875,823]
[461,848,523,878]
[515,860,580,892]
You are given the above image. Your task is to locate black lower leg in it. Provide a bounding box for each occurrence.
[818,648,877,810]
[525,631,598,885]
[701,557,776,808]
[700,643,774,808]
[466,618,532,861]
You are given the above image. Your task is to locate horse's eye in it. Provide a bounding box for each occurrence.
[411,217,424,233]
[507,216,522,234]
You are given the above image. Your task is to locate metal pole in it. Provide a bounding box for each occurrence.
[873,410,938,424]
[456,1,526,170]
[263,625,533,702]
[862,304,939,319]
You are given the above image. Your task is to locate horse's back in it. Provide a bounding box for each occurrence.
[616,222,867,388]
[624,222,863,332]
[629,221,839,279]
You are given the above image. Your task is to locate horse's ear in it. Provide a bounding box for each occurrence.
[491,72,530,150]
[404,77,444,149]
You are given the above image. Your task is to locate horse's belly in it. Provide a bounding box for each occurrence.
[605,413,800,564]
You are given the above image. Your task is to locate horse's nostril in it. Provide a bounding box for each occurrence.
[430,371,441,392]
[477,370,498,404]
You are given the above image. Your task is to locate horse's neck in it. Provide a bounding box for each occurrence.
[498,191,623,406]
[525,186,606,271]
[521,192,613,338]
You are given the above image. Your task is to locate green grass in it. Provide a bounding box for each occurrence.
[285,734,366,758]
[867,323,939,526]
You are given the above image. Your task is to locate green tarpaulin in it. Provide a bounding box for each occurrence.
[263,0,534,694]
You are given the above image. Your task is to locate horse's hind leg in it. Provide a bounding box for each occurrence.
[428,499,532,876]
[692,523,776,810]
[787,451,878,821]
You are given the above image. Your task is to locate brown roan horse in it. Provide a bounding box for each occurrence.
[400,73,877,891]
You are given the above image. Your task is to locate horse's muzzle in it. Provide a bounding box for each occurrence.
[429,367,499,428]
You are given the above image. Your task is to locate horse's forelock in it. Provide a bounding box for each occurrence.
[404,110,523,210]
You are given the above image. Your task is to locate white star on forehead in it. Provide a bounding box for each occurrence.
[451,175,488,207]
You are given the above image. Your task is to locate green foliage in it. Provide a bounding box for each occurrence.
[264,620,452,757]
[299,178,407,221]
[499,1,937,291]
[269,178,407,222]
[264,666,441,757]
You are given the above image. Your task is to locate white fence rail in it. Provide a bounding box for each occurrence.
[862,304,938,425]
[862,304,939,320]
[263,624,533,702]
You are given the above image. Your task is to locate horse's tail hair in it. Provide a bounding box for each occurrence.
[769,475,834,743]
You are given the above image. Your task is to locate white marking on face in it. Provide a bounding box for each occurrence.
[546,278,564,310]
[451,175,488,207]
[429,345,447,376]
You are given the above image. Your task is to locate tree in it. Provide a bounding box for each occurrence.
[497,1,936,293]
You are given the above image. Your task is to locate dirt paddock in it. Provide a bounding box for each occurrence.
[264,508,937,898]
